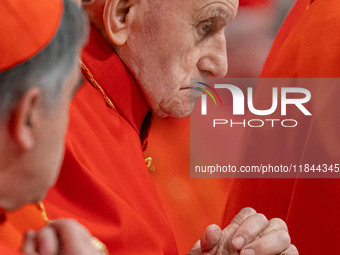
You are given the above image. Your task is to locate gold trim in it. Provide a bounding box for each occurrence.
[80,60,116,111]
[81,60,154,174]
[38,202,50,223]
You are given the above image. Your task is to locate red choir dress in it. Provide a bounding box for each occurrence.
[0,204,46,254]
[44,26,178,255]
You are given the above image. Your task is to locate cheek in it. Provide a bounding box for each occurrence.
[54,112,69,166]
[47,109,69,177]
[138,70,179,104]
[43,135,65,189]
[57,104,71,137]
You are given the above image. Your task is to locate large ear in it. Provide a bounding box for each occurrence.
[8,87,42,150]
[103,0,138,45]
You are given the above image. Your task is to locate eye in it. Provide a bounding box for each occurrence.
[197,18,214,39]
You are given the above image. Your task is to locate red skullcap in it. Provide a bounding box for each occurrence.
[0,0,63,71]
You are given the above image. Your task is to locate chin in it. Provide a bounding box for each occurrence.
[166,105,193,118]
[29,189,48,205]
[6,202,25,212]
[156,94,196,117]
[156,101,195,118]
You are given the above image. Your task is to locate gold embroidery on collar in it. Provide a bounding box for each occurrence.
[80,60,154,174]
[38,202,50,223]
[80,60,116,111]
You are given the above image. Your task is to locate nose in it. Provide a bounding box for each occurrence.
[196,32,228,78]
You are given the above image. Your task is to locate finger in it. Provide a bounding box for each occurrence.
[240,230,291,255]
[187,240,201,255]
[49,218,91,242]
[261,218,288,236]
[232,213,268,250]
[35,226,59,255]
[200,224,222,252]
[283,244,299,255]
[49,219,82,253]
[22,230,38,255]
[230,208,257,227]
[49,219,94,254]
[49,219,89,236]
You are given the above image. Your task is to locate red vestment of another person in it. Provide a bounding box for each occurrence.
[224,0,340,254]
[44,26,178,254]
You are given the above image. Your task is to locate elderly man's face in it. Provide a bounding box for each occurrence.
[116,0,238,118]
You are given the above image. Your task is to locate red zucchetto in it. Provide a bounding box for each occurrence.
[0,0,63,71]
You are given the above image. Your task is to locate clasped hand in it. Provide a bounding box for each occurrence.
[188,208,298,255]
[22,219,105,255]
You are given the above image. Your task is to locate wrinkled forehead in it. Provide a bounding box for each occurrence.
[194,0,238,21]
[81,0,238,31]
[158,0,238,22]
[82,0,238,16]
[193,0,239,12]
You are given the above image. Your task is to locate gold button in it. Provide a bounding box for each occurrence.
[145,157,155,173]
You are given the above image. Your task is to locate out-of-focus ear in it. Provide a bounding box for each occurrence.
[103,0,138,45]
[8,87,42,150]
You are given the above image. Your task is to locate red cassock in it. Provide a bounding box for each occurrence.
[0,205,46,254]
[223,0,340,254]
[0,243,21,255]
[144,116,235,254]
[44,26,178,254]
